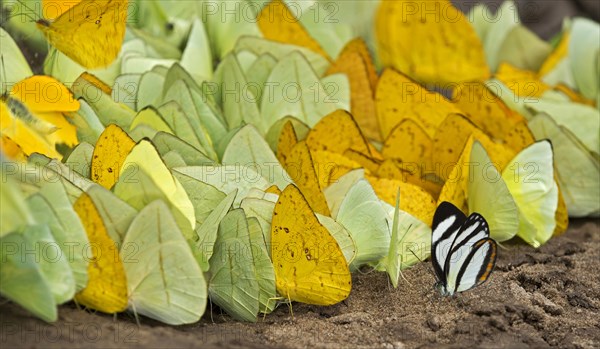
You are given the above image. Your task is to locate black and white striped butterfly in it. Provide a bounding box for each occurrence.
[431,201,497,296]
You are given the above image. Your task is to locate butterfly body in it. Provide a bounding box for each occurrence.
[2,95,57,134]
[431,201,497,296]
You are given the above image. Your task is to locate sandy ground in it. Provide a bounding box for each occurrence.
[2,219,599,349]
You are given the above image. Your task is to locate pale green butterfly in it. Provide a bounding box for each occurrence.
[153,131,215,167]
[86,184,138,246]
[246,216,277,314]
[67,99,105,146]
[0,160,35,237]
[243,53,277,107]
[529,113,599,217]
[114,139,196,231]
[121,200,207,324]
[71,73,136,130]
[129,107,174,135]
[525,97,599,157]
[568,18,599,102]
[213,53,262,131]
[234,36,329,76]
[153,101,214,158]
[315,214,358,265]
[222,125,291,189]
[208,209,261,322]
[15,223,75,304]
[296,0,354,59]
[162,79,223,159]
[468,0,519,71]
[469,140,559,247]
[0,26,33,87]
[26,154,94,204]
[202,1,262,59]
[64,142,94,178]
[112,73,142,111]
[180,186,236,273]
[1,231,57,322]
[173,165,270,207]
[323,172,389,270]
[26,180,89,291]
[260,51,350,131]
[179,18,214,83]
[137,70,167,110]
[496,25,551,71]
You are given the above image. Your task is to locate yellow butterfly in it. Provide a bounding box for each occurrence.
[257,0,330,60]
[376,69,463,140]
[90,124,136,189]
[375,0,490,84]
[271,185,351,305]
[280,141,331,216]
[73,192,128,313]
[1,75,79,159]
[36,0,128,68]
[376,0,489,84]
[325,39,380,142]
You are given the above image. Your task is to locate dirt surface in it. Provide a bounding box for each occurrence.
[2,219,599,349]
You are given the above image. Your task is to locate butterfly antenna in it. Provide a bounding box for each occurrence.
[408,246,437,281]
[407,247,423,263]
[399,224,413,244]
[130,302,141,328]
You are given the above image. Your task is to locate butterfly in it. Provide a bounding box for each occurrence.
[1,75,80,160]
[121,200,207,325]
[431,201,497,296]
[271,184,351,305]
[376,0,490,85]
[73,192,128,314]
[36,0,128,68]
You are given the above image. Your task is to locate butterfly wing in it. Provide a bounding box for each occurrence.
[271,185,351,305]
[73,193,128,313]
[121,201,207,325]
[37,0,128,68]
[502,140,559,247]
[454,238,497,293]
[444,213,494,295]
[431,201,467,286]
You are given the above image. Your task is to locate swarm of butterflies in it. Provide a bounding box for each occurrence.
[1,0,598,324]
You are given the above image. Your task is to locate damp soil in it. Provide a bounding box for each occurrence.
[2,219,599,349]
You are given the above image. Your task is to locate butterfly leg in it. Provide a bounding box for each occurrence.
[262,296,287,321]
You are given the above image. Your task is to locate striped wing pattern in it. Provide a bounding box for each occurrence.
[431,201,497,296]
